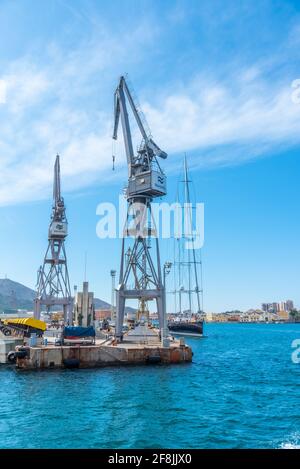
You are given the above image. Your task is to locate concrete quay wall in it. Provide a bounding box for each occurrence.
[15,343,192,370]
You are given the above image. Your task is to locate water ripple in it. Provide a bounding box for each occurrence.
[0,323,299,448]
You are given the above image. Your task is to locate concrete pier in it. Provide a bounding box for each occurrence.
[14,336,192,370]
[0,337,23,364]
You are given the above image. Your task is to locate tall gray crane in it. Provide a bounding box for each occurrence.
[34,155,73,324]
[113,76,167,341]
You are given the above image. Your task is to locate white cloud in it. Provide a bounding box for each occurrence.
[0,20,159,206]
[0,79,7,104]
[0,15,299,206]
[143,75,300,170]
[4,69,49,114]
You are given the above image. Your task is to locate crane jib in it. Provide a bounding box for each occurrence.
[112,75,167,199]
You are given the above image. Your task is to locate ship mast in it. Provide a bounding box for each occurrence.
[173,156,203,317]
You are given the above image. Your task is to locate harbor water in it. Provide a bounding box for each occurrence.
[0,323,299,449]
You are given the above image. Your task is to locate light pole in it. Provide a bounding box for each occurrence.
[110,270,116,322]
[162,261,172,346]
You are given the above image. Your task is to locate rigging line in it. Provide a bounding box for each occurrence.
[184,156,202,314]
[190,174,204,312]
[173,170,183,314]
[199,248,204,313]
[184,156,192,313]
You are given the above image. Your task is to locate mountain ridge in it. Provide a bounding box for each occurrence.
[0,278,135,313]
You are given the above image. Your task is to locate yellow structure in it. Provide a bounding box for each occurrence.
[3,317,46,331]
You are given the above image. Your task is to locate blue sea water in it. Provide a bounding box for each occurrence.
[0,323,300,449]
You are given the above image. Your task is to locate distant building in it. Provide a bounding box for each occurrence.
[261,303,279,313]
[264,312,277,322]
[280,301,287,312]
[278,310,289,321]
[262,301,294,314]
[227,314,240,322]
[205,312,213,322]
[278,300,294,312]
[213,313,229,322]
[94,309,111,320]
[241,310,262,322]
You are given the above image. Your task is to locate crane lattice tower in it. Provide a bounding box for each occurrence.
[34,155,73,323]
[113,76,167,341]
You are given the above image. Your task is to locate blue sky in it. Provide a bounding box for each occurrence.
[0,0,299,312]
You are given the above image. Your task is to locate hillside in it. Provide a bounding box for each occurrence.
[0,278,135,314]
[0,278,36,311]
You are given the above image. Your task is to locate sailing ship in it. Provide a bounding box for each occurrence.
[168,156,204,337]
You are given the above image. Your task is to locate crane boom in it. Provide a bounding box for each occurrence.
[121,76,149,142]
[53,154,61,204]
[113,79,134,175]
[49,154,67,238]
[112,75,167,199]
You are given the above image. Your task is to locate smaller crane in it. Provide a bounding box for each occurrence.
[34,155,73,324]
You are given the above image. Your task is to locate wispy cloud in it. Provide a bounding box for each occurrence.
[144,73,300,171]
[0,2,299,206]
[0,16,160,205]
[0,79,6,104]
